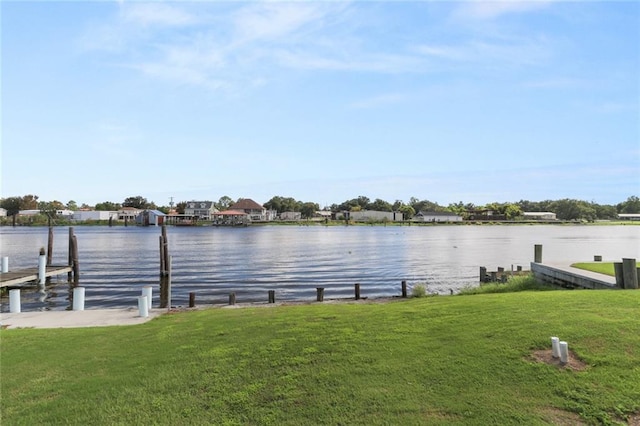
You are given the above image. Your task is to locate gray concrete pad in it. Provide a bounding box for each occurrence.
[0,308,164,330]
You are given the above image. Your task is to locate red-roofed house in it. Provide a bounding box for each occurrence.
[229,199,276,222]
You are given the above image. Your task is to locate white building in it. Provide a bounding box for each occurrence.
[0,208,7,217]
[523,212,557,221]
[280,211,302,221]
[346,210,403,222]
[413,211,463,222]
[618,213,640,221]
[73,211,119,221]
[184,201,217,220]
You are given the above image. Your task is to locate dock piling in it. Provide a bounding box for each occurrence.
[354,283,360,300]
[534,244,543,263]
[9,289,21,313]
[401,280,407,298]
[189,292,195,308]
[268,290,275,304]
[316,287,324,302]
[622,258,638,289]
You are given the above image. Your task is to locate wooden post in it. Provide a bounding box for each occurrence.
[316,287,324,302]
[594,255,602,262]
[47,226,54,266]
[68,227,74,281]
[490,271,497,282]
[159,235,166,275]
[614,262,624,288]
[401,280,407,298]
[229,292,236,305]
[71,235,79,283]
[622,258,638,289]
[108,216,113,227]
[189,292,195,308]
[268,290,275,304]
[354,283,360,300]
[124,217,128,227]
[517,265,523,272]
[479,267,487,283]
[167,256,172,309]
[161,225,169,277]
[534,244,543,263]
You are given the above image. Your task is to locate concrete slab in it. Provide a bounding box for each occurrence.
[0,308,164,330]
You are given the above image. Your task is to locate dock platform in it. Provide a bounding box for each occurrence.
[0,265,73,288]
[531,262,616,289]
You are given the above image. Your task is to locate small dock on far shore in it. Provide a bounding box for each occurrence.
[1,265,73,288]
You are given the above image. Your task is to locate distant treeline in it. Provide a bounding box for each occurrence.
[1,194,639,223]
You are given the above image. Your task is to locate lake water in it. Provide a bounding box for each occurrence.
[1,225,638,312]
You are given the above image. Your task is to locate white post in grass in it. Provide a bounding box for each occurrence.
[559,341,568,364]
[142,286,153,310]
[9,289,21,313]
[138,295,149,318]
[551,337,560,358]
[72,287,85,311]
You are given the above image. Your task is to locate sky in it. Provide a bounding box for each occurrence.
[1,0,639,208]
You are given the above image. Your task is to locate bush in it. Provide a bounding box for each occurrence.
[458,274,555,295]
[411,283,427,298]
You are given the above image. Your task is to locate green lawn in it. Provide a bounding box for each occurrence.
[2,291,639,425]
[571,262,616,276]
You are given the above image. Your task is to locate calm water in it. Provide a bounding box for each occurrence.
[1,225,638,312]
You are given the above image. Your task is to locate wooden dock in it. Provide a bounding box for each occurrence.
[0,265,73,288]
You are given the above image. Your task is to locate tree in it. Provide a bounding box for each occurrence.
[300,202,319,219]
[67,200,78,211]
[95,201,121,211]
[123,196,150,209]
[398,204,415,220]
[264,196,301,213]
[38,200,65,218]
[215,196,234,211]
[21,194,39,210]
[0,197,23,216]
[176,201,187,214]
[550,199,596,221]
[367,198,393,212]
[617,196,640,214]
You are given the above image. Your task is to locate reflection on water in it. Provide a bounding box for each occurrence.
[1,225,638,311]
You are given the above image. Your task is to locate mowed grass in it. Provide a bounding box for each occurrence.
[2,291,639,425]
[571,262,616,276]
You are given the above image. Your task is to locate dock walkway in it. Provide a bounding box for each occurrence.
[0,266,73,288]
[531,262,616,289]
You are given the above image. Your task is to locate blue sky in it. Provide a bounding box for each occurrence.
[2,1,638,208]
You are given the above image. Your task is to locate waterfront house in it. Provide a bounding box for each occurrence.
[413,211,463,223]
[184,201,217,220]
[212,210,250,226]
[136,209,166,226]
[229,199,275,221]
[118,207,142,221]
[280,211,302,221]
[0,208,7,217]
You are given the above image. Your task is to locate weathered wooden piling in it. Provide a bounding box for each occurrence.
[354,283,360,300]
[229,292,236,305]
[622,258,638,289]
[479,267,487,283]
[71,235,79,283]
[316,287,324,302]
[401,280,407,298]
[268,290,275,304]
[534,244,543,263]
[189,292,196,308]
[614,262,624,288]
[47,226,54,266]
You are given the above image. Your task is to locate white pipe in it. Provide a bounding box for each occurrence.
[9,289,21,313]
[142,286,152,310]
[559,341,568,364]
[138,296,149,317]
[2,256,8,273]
[551,337,560,358]
[38,254,46,285]
[72,287,85,311]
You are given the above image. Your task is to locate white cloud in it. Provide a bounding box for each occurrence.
[120,3,197,27]
[455,0,553,20]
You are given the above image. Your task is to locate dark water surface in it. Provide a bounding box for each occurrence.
[1,225,638,311]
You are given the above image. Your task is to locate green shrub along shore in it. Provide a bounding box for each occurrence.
[2,284,639,425]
